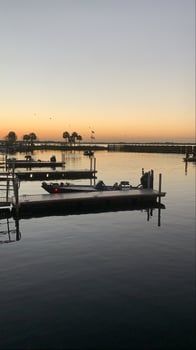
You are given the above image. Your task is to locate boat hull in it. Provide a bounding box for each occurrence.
[41,182,97,194]
[41,180,128,194]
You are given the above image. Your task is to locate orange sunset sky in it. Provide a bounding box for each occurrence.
[0,0,195,143]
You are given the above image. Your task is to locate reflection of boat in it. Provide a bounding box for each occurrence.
[6,155,65,168]
[83,150,94,157]
[41,180,131,194]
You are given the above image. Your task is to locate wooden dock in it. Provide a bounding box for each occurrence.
[0,167,166,220]
[11,169,97,181]
[13,189,166,219]
[6,160,65,169]
[0,156,97,181]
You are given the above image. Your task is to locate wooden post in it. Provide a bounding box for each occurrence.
[61,152,65,168]
[157,174,162,226]
[147,171,150,189]
[13,176,19,216]
[151,169,154,189]
[5,154,7,171]
[158,173,162,203]
[90,156,92,172]
[6,177,9,202]
[158,206,161,227]
[15,217,21,241]
[93,157,96,186]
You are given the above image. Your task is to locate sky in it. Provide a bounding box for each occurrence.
[0,0,195,143]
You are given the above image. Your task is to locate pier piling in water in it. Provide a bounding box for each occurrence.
[158,173,162,208]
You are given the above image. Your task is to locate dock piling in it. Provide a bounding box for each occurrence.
[158,173,162,202]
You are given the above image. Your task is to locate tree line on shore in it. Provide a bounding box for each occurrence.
[1,130,84,149]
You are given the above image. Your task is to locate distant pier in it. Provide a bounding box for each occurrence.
[108,143,196,154]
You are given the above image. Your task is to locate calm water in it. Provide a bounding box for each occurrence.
[0,151,195,349]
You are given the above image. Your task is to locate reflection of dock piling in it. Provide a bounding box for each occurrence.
[0,216,21,243]
[158,173,162,226]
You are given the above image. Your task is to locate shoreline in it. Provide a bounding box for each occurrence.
[0,141,195,154]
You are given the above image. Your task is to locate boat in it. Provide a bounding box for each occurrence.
[41,180,132,194]
[183,155,196,162]
[6,155,65,169]
[83,150,94,157]
[183,148,196,162]
[41,170,155,194]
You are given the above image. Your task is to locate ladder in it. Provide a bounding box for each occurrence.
[0,172,19,213]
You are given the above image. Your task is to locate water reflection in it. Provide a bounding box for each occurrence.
[184,159,196,175]
[0,216,21,244]
[146,205,162,227]
[0,203,165,245]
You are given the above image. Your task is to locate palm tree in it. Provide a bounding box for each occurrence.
[23,134,31,151]
[77,135,82,145]
[23,134,30,143]
[29,132,37,147]
[71,132,78,147]
[5,131,17,152]
[7,131,17,143]
[62,131,70,144]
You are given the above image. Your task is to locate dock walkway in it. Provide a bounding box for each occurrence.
[15,189,166,218]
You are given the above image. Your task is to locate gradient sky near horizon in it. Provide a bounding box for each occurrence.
[0,0,195,142]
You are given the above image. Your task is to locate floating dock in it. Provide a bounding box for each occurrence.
[6,160,65,169]
[1,167,166,220]
[13,189,166,219]
[0,156,97,181]
[11,169,97,181]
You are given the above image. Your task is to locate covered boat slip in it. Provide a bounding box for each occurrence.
[15,188,166,219]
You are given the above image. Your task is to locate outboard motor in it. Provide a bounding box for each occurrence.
[140,171,153,189]
[95,180,105,190]
[50,155,56,162]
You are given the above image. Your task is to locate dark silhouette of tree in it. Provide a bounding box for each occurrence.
[5,131,17,152]
[23,134,30,142]
[29,132,37,147]
[71,132,78,147]
[6,131,17,144]
[63,131,82,147]
[63,131,70,144]
[77,135,82,145]
[23,134,31,151]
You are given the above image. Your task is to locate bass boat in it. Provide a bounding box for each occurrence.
[41,180,131,194]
